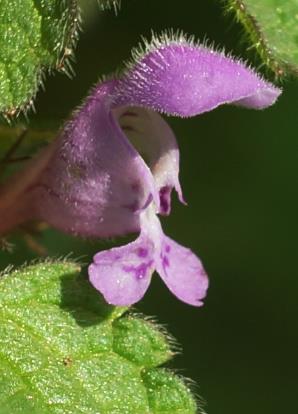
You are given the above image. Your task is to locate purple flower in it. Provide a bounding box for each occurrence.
[0,33,281,306]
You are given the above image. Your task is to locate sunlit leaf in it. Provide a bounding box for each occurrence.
[226,0,298,76]
[0,0,80,117]
[0,261,198,413]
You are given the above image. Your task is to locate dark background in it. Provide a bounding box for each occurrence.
[1,1,298,413]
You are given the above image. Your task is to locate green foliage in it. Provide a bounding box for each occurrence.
[0,261,198,413]
[97,0,120,10]
[226,0,298,77]
[0,0,80,117]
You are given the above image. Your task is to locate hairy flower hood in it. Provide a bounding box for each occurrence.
[0,33,281,306]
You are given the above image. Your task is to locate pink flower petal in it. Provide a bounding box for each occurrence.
[156,235,209,306]
[113,35,281,116]
[32,82,157,238]
[89,233,155,306]
[113,106,184,214]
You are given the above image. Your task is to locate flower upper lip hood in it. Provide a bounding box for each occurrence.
[114,34,281,115]
[0,33,281,306]
[28,34,280,237]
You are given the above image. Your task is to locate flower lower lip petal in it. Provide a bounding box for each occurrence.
[89,231,155,306]
[156,235,209,306]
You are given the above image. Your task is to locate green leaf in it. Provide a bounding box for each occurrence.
[96,0,120,11]
[0,261,199,413]
[226,0,298,77]
[0,0,80,117]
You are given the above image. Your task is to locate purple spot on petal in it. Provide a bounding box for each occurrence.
[123,260,154,279]
[136,247,148,258]
[163,256,170,268]
[159,245,171,272]
[159,186,171,215]
[135,263,150,279]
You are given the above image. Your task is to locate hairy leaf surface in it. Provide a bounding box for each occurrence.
[0,0,79,116]
[226,0,298,76]
[0,261,198,413]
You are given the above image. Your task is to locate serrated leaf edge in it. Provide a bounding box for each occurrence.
[224,0,298,79]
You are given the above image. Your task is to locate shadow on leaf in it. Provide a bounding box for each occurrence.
[59,267,123,327]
